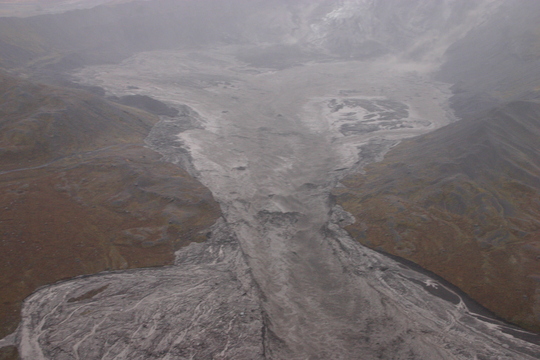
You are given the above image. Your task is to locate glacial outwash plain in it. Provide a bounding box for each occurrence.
[0,0,540,359]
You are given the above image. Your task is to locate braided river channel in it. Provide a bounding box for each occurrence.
[12,47,540,359]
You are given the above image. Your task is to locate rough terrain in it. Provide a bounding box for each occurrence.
[5,45,537,359]
[1,0,540,358]
[0,71,220,343]
[335,100,540,332]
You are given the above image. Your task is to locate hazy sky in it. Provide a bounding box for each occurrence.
[0,0,127,17]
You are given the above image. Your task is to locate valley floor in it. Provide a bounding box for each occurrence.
[8,46,540,359]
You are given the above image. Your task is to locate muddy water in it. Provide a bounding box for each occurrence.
[11,47,540,359]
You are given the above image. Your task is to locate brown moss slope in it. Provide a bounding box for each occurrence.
[0,72,220,338]
[335,100,540,332]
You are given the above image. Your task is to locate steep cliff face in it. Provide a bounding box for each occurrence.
[0,71,221,338]
[335,100,540,331]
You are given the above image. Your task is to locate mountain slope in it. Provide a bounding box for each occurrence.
[0,0,123,18]
[0,71,221,340]
[0,0,539,357]
[0,0,249,71]
[437,0,540,119]
[0,0,501,73]
[335,100,540,331]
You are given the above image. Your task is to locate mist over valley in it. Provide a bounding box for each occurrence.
[1,1,540,359]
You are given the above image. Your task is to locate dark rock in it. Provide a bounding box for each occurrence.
[112,94,179,117]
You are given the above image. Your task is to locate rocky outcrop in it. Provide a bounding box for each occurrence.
[0,71,221,339]
[303,0,497,60]
[335,100,540,331]
[110,94,179,117]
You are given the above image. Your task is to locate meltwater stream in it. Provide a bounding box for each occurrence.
[12,47,540,359]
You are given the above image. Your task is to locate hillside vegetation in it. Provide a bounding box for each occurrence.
[335,100,540,331]
[0,71,220,340]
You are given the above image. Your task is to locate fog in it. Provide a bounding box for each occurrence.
[1,1,540,359]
